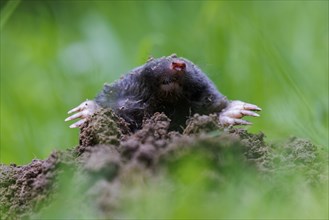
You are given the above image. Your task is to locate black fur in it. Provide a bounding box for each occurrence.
[95,54,229,131]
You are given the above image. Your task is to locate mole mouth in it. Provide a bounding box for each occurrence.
[160,81,180,92]
[162,80,174,85]
[161,77,178,85]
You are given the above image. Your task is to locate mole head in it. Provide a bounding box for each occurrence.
[142,54,193,96]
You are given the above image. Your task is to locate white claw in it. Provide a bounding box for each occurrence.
[240,110,260,117]
[68,106,80,114]
[223,109,260,118]
[65,110,89,122]
[65,100,99,128]
[219,100,261,126]
[243,103,262,111]
[69,119,86,128]
[226,100,262,111]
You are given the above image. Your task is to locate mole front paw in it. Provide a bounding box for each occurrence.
[219,100,261,126]
[65,100,100,128]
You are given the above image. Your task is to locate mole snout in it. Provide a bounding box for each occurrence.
[171,60,186,72]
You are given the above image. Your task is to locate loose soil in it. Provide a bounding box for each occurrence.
[0,109,326,219]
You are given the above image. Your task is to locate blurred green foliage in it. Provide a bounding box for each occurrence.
[0,1,328,219]
[1,1,327,164]
[32,140,328,219]
[117,154,327,219]
[0,2,327,160]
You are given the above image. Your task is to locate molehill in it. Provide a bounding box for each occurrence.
[0,109,325,219]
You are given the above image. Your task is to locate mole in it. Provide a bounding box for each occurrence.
[65,54,261,131]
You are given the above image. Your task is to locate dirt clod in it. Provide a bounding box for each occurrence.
[184,113,222,135]
[79,109,130,147]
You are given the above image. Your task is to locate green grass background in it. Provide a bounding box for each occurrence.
[0,1,328,218]
[1,0,327,165]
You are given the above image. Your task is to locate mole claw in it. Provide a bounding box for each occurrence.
[236,119,252,125]
[254,106,262,111]
[68,107,79,114]
[65,112,83,122]
[241,110,260,117]
[243,103,262,111]
[69,124,78,128]
[69,119,86,128]
[219,100,260,126]
[65,100,99,128]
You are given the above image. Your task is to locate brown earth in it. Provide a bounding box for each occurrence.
[0,109,325,219]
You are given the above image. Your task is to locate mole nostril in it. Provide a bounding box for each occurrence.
[171,61,186,71]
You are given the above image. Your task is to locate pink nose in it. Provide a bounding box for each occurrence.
[171,61,186,71]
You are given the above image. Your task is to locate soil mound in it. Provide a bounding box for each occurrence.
[0,109,325,219]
